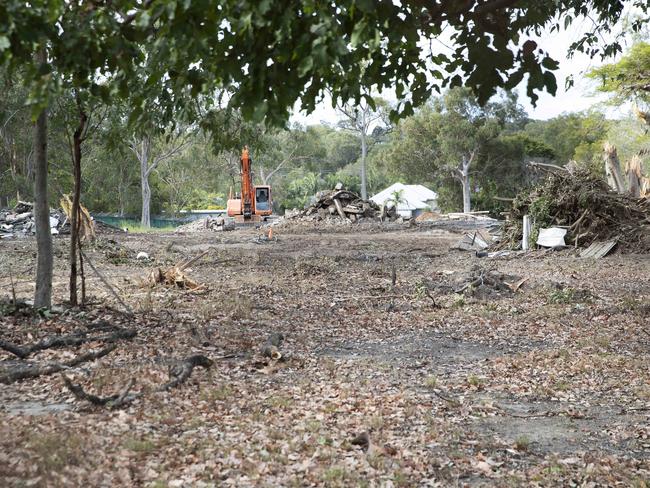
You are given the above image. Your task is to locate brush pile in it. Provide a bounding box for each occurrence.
[501,169,650,252]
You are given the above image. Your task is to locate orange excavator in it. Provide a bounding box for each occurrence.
[227,146,273,223]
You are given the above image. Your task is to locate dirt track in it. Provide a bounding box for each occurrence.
[1,225,649,486]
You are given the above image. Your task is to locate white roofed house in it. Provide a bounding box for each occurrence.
[370,183,439,219]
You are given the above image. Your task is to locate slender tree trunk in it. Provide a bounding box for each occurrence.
[118,182,125,217]
[136,138,152,227]
[33,48,53,309]
[69,105,87,306]
[461,174,471,213]
[460,156,472,213]
[360,132,368,200]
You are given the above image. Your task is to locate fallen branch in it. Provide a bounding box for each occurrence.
[432,389,461,407]
[0,344,116,384]
[527,161,568,172]
[63,354,214,408]
[0,328,136,359]
[63,376,138,408]
[160,354,213,390]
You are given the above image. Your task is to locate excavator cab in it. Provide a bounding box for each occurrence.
[255,187,271,212]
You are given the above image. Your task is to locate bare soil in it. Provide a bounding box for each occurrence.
[1,224,648,487]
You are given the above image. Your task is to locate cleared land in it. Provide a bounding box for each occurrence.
[1,224,649,487]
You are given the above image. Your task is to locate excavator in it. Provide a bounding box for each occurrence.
[227,146,273,223]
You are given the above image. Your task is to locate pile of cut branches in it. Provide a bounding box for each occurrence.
[501,169,650,252]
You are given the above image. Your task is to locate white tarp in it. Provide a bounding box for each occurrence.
[537,227,567,247]
[371,183,439,217]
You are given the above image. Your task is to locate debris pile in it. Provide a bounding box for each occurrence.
[0,201,69,239]
[175,216,235,233]
[501,169,650,253]
[429,266,526,300]
[286,188,393,224]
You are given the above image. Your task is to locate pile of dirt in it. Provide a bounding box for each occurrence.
[501,169,650,252]
[0,201,70,239]
[283,188,396,224]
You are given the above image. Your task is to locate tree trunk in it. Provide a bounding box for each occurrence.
[460,155,472,213]
[33,47,53,309]
[118,182,125,217]
[461,173,471,213]
[604,143,625,193]
[360,132,368,200]
[69,104,87,306]
[139,138,151,227]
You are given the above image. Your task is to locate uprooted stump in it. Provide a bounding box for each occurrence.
[145,250,208,290]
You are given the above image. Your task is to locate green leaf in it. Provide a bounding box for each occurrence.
[0,36,9,51]
[541,56,559,70]
[297,55,313,77]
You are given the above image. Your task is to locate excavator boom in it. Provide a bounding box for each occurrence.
[227,146,273,222]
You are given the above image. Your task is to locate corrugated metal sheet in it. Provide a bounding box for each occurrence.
[580,240,617,259]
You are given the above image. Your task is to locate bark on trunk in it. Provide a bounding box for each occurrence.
[460,155,472,213]
[69,104,88,306]
[461,173,471,213]
[33,47,53,309]
[360,132,368,200]
[604,143,625,193]
[139,137,151,227]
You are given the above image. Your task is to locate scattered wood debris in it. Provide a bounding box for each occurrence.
[145,250,208,290]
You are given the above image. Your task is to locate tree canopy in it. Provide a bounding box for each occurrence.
[2,1,648,126]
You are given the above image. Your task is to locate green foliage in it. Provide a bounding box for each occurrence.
[523,111,609,166]
[2,0,644,127]
[588,42,650,107]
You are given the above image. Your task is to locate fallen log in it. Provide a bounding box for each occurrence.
[0,344,116,384]
[0,328,136,359]
[260,333,284,359]
[160,354,213,390]
[63,376,137,409]
[333,198,347,220]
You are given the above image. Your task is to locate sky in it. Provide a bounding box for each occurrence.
[291,17,637,127]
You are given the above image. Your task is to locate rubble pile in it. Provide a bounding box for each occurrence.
[175,217,235,233]
[287,189,395,224]
[501,169,650,252]
[0,201,70,239]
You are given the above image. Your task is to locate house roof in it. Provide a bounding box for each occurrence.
[370,183,438,210]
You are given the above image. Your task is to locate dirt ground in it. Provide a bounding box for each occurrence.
[1,223,649,487]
